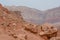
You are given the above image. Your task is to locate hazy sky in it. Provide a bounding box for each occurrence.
[0,0,60,10]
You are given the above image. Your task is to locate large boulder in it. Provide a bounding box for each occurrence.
[39,23,58,39]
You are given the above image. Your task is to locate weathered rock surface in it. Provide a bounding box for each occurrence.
[50,37,60,40]
[0,4,9,13]
[24,23,58,40]
[39,23,58,39]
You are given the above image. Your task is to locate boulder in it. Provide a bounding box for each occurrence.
[39,23,58,39]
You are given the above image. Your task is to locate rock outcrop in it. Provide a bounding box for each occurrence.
[0,4,9,13]
[39,23,57,39]
[24,23,58,40]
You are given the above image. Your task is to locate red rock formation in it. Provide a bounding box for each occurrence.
[39,23,58,39]
[0,4,58,40]
[0,4,9,13]
[0,4,3,9]
[24,23,58,40]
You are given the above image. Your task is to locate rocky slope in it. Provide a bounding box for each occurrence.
[0,4,45,40]
[0,4,58,40]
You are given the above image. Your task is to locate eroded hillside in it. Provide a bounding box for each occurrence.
[0,4,59,40]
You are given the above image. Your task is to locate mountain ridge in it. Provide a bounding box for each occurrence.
[5,6,60,24]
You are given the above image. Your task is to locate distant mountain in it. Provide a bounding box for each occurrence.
[5,6,44,24]
[5,6,60,24]
[44,7,60,23]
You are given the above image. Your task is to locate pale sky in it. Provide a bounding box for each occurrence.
[0,0,60,10]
